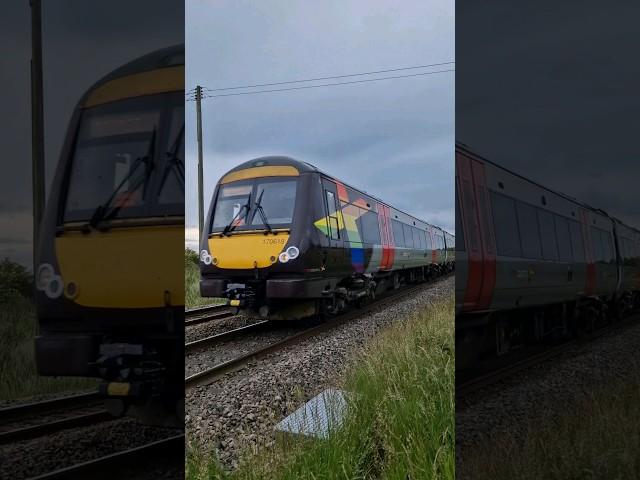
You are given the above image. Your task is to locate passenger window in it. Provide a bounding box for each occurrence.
[491,191,522,257]
[361,210,381,244]
[601,230,614,264]
[392,219,405,247]
[554,215,572,262]
[325,190,340,240]
[516,201,542,259]
[569,221,585,262]
[538,209,559,260]
[412,228,421,250]
[590,227,604,262]
[403,224,414,248]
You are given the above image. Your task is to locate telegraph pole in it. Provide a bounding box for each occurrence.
[30,0,45,272]
[195,85,205,241]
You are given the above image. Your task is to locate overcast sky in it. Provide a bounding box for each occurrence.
[185,0,455,250]
[457,1,640,229]
[0,1,183,268]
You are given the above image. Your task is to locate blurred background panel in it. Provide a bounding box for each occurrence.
[0,1,184,479]
[456,2,640,479]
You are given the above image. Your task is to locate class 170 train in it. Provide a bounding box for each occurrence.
[456,143,640,362]
[33,46,185,418]
[200,156,454,319]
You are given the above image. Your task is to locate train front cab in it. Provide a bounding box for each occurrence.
[33,47,185,416]
[199,159,337,318]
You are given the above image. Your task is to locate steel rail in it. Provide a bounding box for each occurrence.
[0,410,113,444]
[27,433,185,479]
[0,392,101,422]
[185,279,442,391]
[185,320,271,352]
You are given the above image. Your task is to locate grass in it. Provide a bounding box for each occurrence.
[0,294,96,401]
[459,380,640,480]
[185,249,225,309]
[186,296,455,479]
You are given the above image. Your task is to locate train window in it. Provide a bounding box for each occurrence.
[590,227,604,262]
[413,228,421,250]
[325,190,340,240]
[361,210,381,244]
[554,215,572,262]
[491,191,522,257]
[392,219,405,247]
[250,180,297,225]
[538,209,559,260]
[592,227,614,263]
[569,221,585,262]
[403,224,415,248]
[516,202,543,259]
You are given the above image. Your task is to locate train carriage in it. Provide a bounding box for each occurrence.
[456,143,640,358]
[200,156,453,319]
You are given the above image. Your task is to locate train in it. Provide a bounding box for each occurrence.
[456,143,640,362]
[199,156,454,319]
[33,46,185,419]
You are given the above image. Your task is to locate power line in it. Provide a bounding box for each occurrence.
[196,61,454,93]
[186,68,454,101]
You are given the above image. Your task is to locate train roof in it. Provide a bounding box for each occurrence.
[94,44,184,87]
[456,142,640,233]
[222,156,454,237]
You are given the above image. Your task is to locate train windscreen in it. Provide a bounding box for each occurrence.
[62,93,184,223]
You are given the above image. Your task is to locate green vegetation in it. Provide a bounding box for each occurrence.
[0,259,95,400]
[187,297,455,479]
[185,248,224,309]
[460,381,640,480]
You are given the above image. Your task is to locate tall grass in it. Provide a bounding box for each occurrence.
[187,297,455,479]
[185,249,224,309]
[0,295,96,401]
[460,380,640,480]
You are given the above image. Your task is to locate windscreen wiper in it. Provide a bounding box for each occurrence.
[157,124,185,195]
[86,128,156,231]
[254,189,272,234]
[222,192,251,237]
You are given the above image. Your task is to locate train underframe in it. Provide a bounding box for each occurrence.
[35,310,184,424]
[202,262,453,321]
[456,290,640,368]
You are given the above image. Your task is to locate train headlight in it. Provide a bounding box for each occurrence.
[278,252,289,263]
[37,263,64,298]
[36,263,55,291]
[286,246,299,259]
[200,249,213,265]
[45,276,64,299]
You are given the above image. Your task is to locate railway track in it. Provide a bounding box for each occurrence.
[185,280,442,391]
[0,392,113,444]
[27,433,184,479]
[456,314,640,399]
[185,320,271,352]
[185,303,232,326]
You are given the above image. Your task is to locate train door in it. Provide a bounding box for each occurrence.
[377,204,394,270]
[321,179,346,273]
[457,151,496,312]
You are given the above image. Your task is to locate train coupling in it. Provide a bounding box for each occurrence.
[225,282,257,309]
